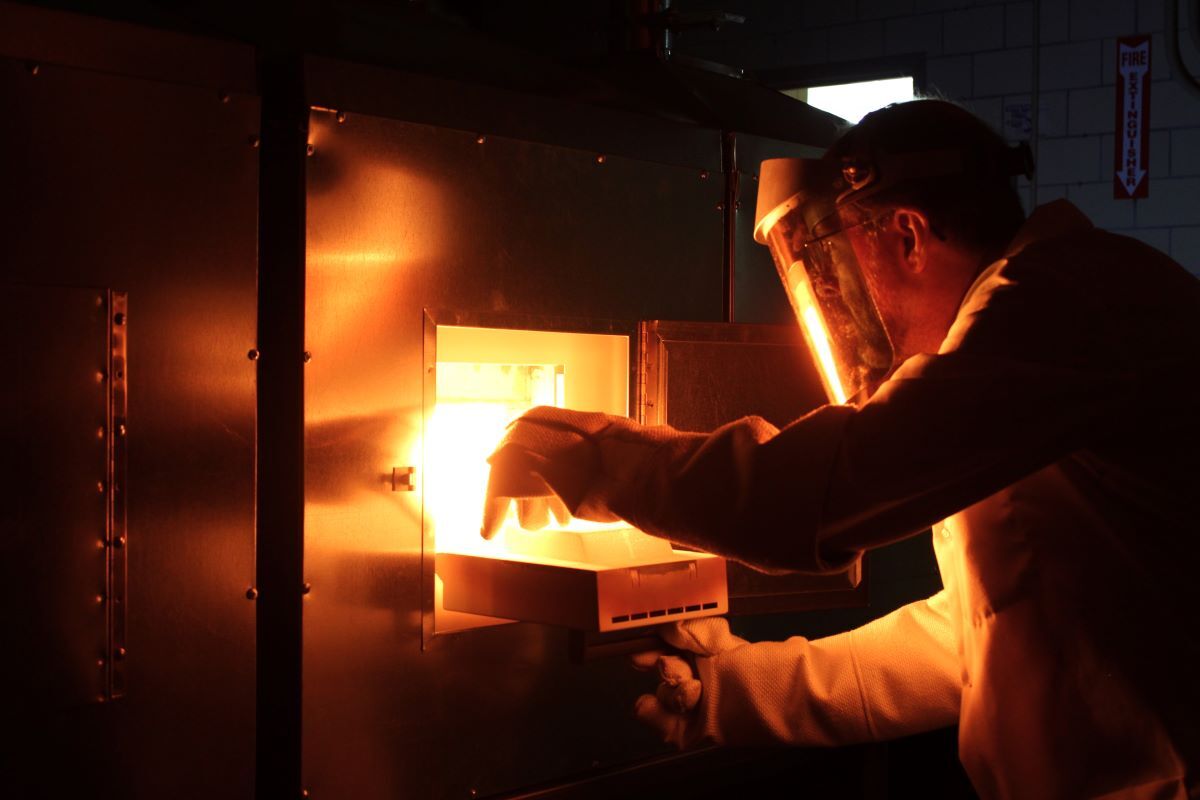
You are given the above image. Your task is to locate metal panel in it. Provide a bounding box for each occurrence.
[304,102,724,798]
[0,40,258,798]
[0,285,111,708]
[640,320,867,614]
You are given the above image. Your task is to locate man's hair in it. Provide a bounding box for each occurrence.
[824,99,1027,258]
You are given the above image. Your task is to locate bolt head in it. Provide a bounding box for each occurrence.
[27,62,40,75]
[115,647,127,660]
[248,135,261,149]
[700,170,709,179]
[115,536,126,549]
[336,111,347,123]
[596,154,607,164]
[245,587,259,600]
[306,143,315,157]
[114,312,126,325]
[220,92,231,104]
[302,351,312,363]
[302,582,312,595]
[247,349,260,361]
[476,135,486,144]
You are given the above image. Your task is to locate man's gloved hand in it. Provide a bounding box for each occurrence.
[481,406,624,539]
[631,617,749,749]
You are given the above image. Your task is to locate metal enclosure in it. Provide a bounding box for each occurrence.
[301,59,874,798]
[0,7,259,797]
[302,66,725,797]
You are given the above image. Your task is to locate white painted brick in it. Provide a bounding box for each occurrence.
[1171,226,1200,273]
[1069,0,1136,41]
[802,0,858,27]
[944,6,1005,54]
[884,13,943,56]
[775,27,831,66]
[1138,0,1165,33]
[926,55,974,98]
[1151,79,1200,128]
[859,0,917,21]
[1036,90,1069,135]
[1101,130,1170,178]
[1068,86,1112,135]
[914,0,975,10]
[725,0,804,39]
[1039,40,1102,90]
[1039,0,1069,44]
[1170,129,1200,175]
[1135,177,1200,227]
[1006,2,1034,48]
[1113,227,1171,254]
[828,21,886,61]
[1102,33,1172,85]
[1067,181,1136,228]
[974,47,1034,96]
[1037,135,1102,183]
[1034,183,1070,203]
[962,96,1005,133]
[684,35,779,70]
[1003,91,1070,139]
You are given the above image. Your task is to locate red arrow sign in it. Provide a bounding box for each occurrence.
[1114,36,1151,199]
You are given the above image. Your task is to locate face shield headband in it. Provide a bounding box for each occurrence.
[753,143,1034,405]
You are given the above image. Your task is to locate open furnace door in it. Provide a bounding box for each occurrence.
[639,319,867,614]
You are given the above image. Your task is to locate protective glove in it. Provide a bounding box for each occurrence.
[631,617,750,749]
[480,406,634,539]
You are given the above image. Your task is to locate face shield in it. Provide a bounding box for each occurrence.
[753,158,893,404]
[753,144,1034,405]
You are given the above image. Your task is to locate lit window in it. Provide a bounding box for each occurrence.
[783,76,915,124]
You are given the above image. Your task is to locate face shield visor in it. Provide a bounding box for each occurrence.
[753,144,1034,405]
[753,158,893,404]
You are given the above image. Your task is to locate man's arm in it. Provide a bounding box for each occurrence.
[643,590,961,747]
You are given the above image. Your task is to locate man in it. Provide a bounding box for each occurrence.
[481,100,1200,799]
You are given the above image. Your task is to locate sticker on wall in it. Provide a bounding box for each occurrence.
[1114,35,1151,200]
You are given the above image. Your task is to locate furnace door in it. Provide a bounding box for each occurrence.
[639,319,867,614]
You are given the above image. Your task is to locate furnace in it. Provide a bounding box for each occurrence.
[424,318,728,634]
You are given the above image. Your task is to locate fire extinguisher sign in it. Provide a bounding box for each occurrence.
[1114,35,1151,199]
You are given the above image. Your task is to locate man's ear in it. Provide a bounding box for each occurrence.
[892,208,932,274]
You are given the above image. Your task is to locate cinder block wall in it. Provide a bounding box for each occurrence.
[677,0,1200,274]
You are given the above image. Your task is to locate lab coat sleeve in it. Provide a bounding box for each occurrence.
[564,250,1148,573]
[691,591,961,745]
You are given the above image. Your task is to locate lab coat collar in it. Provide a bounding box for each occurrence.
[958,200,1094,311]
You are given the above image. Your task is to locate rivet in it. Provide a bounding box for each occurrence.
[699,170,709,179]
[95,594,105,604]
[734,200,741,211]
[97,481,105,494]
[118,423,127,437]
[247,349,260,361]
[716,202,724,211]
[302,582,312,595]
[115,536,126,549]
[301,791,310,798]
[220,91,231,104]
[336,111,347,123]
[96,695,106,703]
[27,62,40,76]
[596,154,607,164]
[115,647,127,660]
[248,135,261,149]
[476,135,486,144]
[245,587,258,600]
[306,143,315,157]
[97,658,105,667]
[95,371,106,383]
[97,427,105,439]
[302,351,312,363]
[114,312,126,325]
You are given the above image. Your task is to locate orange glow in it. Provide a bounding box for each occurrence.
[793,277,848,404]
[428,326,631,560]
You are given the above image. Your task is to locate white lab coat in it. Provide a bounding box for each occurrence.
[498,200,1200,798]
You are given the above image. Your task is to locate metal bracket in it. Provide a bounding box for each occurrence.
[391,466,416,492]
